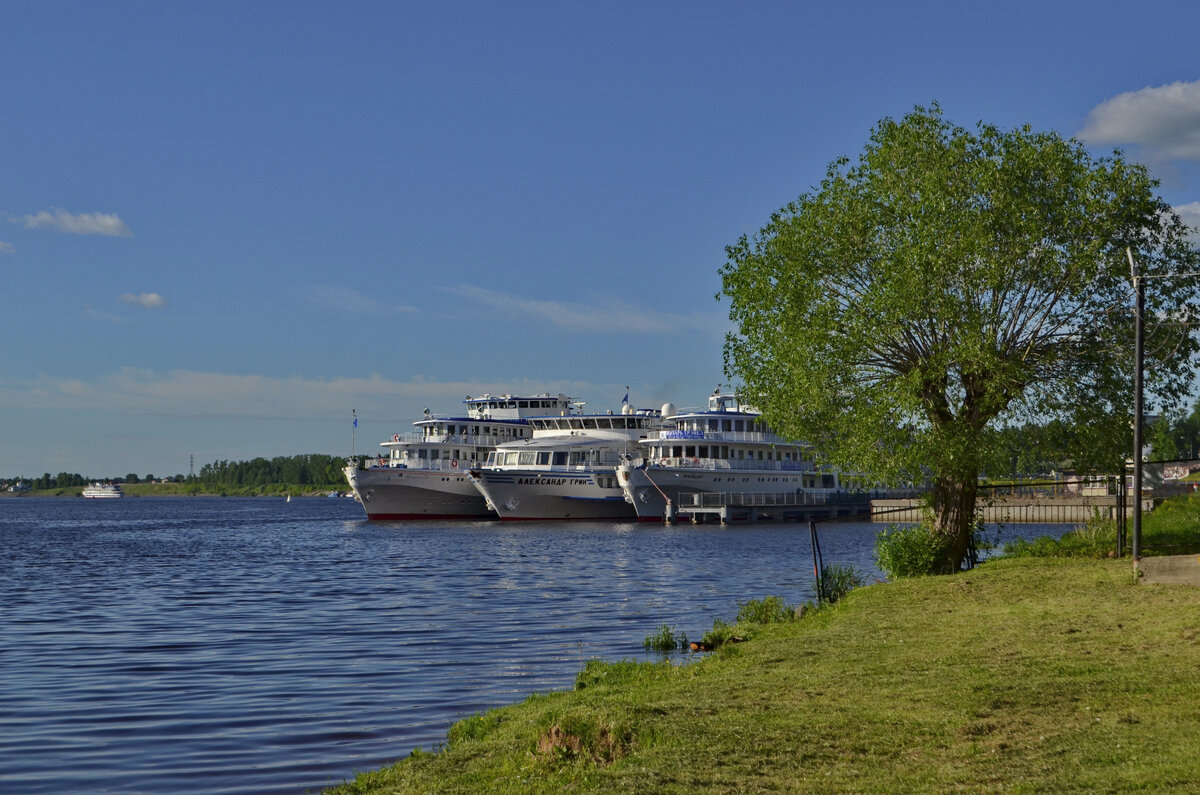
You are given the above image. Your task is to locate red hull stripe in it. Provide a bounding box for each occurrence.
[366,514,497,521]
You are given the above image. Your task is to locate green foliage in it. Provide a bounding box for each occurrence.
[196,453,350,489]
[819,563,865,604]
[1005,516,1117,559]
[875,524,954,578]
[1005,493,1200,559]
[720,103,1200,571]
[700,618,739,648]
[735,595,795,624]
[642,624,687,652]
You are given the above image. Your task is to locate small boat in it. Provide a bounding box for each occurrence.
[81,482,123,499]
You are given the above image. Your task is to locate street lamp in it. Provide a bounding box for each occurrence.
[1130,248,1144,566]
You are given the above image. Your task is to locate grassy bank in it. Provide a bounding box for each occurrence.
[329,556,1200,792]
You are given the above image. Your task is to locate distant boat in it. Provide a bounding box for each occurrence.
[286,494,292,503]
[81,482,123,499]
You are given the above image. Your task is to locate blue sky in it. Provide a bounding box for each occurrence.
[3,0,1200,479]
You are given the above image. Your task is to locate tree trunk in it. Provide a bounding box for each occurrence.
[928,469,978,571]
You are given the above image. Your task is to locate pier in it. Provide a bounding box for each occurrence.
[671,491,880,524]
[870,495,1152,524]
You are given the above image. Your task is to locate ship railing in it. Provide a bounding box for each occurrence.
[382,432,519,446]
[366,458,474,472]
[643,456,818,473]
[653,430,786,445]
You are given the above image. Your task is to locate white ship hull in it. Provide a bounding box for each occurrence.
[344,465,495,520]
[468,469,636,521]
[617,462,848,522]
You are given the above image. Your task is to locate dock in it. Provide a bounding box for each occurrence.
[870,495,1152,524]
[671,491,880,524]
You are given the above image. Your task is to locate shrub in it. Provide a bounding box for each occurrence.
[874,523,954,578]
[819,563,864,604]
[700,618,739,648]
[1004,515,1117,558]
[735,595,795,625]
[643,624,687,652]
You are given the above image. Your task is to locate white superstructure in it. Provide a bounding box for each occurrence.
[344,394,572,520]
[468,398,663,520]
[81,482,124,499]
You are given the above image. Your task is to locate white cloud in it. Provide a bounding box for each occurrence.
[119,292,169,309]
[0,368,602,421]
[0,240,13,254]
[444,284,720,335]
[21,208,133,237]
[306,285,420,314]
[1079,80,1200,162]
[1176,201,1200,244]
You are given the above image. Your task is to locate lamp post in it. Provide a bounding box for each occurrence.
[1129,248,1144,566]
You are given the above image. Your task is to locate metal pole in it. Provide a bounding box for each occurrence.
[809,520,823,602]
[1132,272,1144,564]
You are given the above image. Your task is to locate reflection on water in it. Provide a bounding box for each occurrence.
[0,498,1066,793]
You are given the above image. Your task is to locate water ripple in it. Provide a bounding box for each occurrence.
[0,497,1062,793]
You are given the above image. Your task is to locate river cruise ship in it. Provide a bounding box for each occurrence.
[81,482,124,499]
[344,394,572,520]
[467,399,663,520]
[615,390,862,522]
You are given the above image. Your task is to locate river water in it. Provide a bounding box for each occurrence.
[0,497,1065,793]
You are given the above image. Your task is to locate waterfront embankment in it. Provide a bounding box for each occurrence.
[330,556,1200,793]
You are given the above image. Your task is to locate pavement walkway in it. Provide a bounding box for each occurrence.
[1138,554,1200,585]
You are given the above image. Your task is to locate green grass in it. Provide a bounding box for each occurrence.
[326,555,1200,793]
[1005,492,1200,558]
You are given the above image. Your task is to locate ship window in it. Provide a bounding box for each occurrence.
[723,420,732,432]
[685,446,696,457]
[583,418,598,429]
[673,446,683,457]
[519,401,529,408]
[536,452,550,465]
[596,418,612,429]
[553,452,568,466]
[519,452,536,465]
[708,419,718,431]
[698,446,709,458]
[568,451,586,465]
[418,449,428,459]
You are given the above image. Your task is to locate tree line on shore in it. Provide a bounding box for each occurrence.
[3,453,360,492]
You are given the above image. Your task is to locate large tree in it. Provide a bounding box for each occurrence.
[721,105,1200,570]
